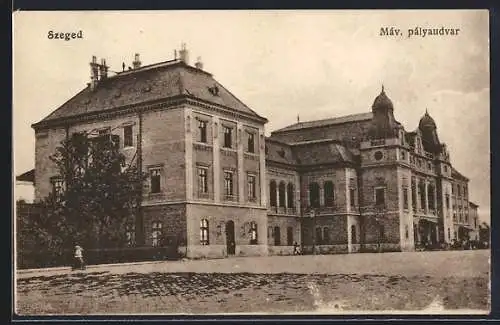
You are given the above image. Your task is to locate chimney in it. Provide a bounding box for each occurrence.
[89,55,99,90]
[195,56,204,70]
[179,43,189,65]
[99,58,108,79]
[132,53,142,69]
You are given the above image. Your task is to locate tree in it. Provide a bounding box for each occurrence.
[35,131,147,252]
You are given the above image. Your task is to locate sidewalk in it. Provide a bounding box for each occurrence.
[16,260,166,278]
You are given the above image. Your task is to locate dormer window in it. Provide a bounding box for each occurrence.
[208,85,220,96]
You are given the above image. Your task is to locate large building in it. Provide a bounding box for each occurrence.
[29,46,479,258]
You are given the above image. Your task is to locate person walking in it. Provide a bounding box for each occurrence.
[73,245,86,270]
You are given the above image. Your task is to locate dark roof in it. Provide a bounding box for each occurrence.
[469,201,479,208]
[372,87,394,111]
[16,169,35,183]
[451,167,469,181]
[292,142,356,166]
[265,138,297,165]
[33,60,266,126]
[265,137,356,166]
[272,112,373,133]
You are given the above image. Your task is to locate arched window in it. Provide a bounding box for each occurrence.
[351,225,357,244]
[278,181,286,207]
[309,182,320,208]
[151,221,163,247]
[287,183,295,208]
[273,226,281,246]
[200,219,209,245]
[269,180,277,207]
[324,181,334,207]
[250,221,258,245]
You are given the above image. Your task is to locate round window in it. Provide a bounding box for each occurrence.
[374,151,383,161]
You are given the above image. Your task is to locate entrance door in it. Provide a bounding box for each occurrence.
[226,220,235,255]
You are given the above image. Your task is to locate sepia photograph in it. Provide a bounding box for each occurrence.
[13,10,490,315]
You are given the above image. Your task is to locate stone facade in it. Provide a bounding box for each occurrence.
[30,49,477,259]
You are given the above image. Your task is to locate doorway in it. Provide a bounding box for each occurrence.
[226,220,235,255]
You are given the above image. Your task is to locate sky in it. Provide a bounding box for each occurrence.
[12,10,490,223]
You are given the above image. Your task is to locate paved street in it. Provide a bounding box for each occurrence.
[15,250,490,314]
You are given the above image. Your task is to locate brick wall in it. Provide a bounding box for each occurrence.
[186,204,267,258]
[267,215,301,246]
[362,212,400,244]
[142,107,186,202]
[300,167,348,213]
[142,203,187,246]
[34,127,67,201]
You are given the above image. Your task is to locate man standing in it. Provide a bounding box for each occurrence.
[73,245,86,270]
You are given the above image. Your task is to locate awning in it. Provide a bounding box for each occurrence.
[414,216,438,224]
[16,169,35,184]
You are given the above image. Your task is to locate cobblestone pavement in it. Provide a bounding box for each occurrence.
[15,250,490,314]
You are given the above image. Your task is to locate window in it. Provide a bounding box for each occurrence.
[419,182,426,210]
[323,227,330,245]
[315,227,323,245]
[287,227,294,246]
[350,188,356,207]
[247,174,256,201]
[247,132,255,153]
[309,182,320,208]
[250,222,258,244]
[375,187,385,206]
[379,224,385,241]
[428,185,435,211]
[427,162,432,170]
[150,168,161,193]
[474,218,477,228]
[278,182,286,207]
[151,221,163,247]
[198,120,207,143]
[405,225,409,239]
[444,165,448,173]
[269,180,277,207]
[445,194,450,209]
[448,228,451,240]
[273,226,281,246]
[324,181,334,207]
[200,219,209,245]
[403,187,409,210]
[126,223,136,246]
[463,186,467,197]
[224,171,234,198]
[401,150,406,160]
[351,225,357,244]
[123,125,133,147]
[223,126,232,148]
[51,178,64,200]
[374,151,383,161]
[287,183,295,208]
[198,167,208,194]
